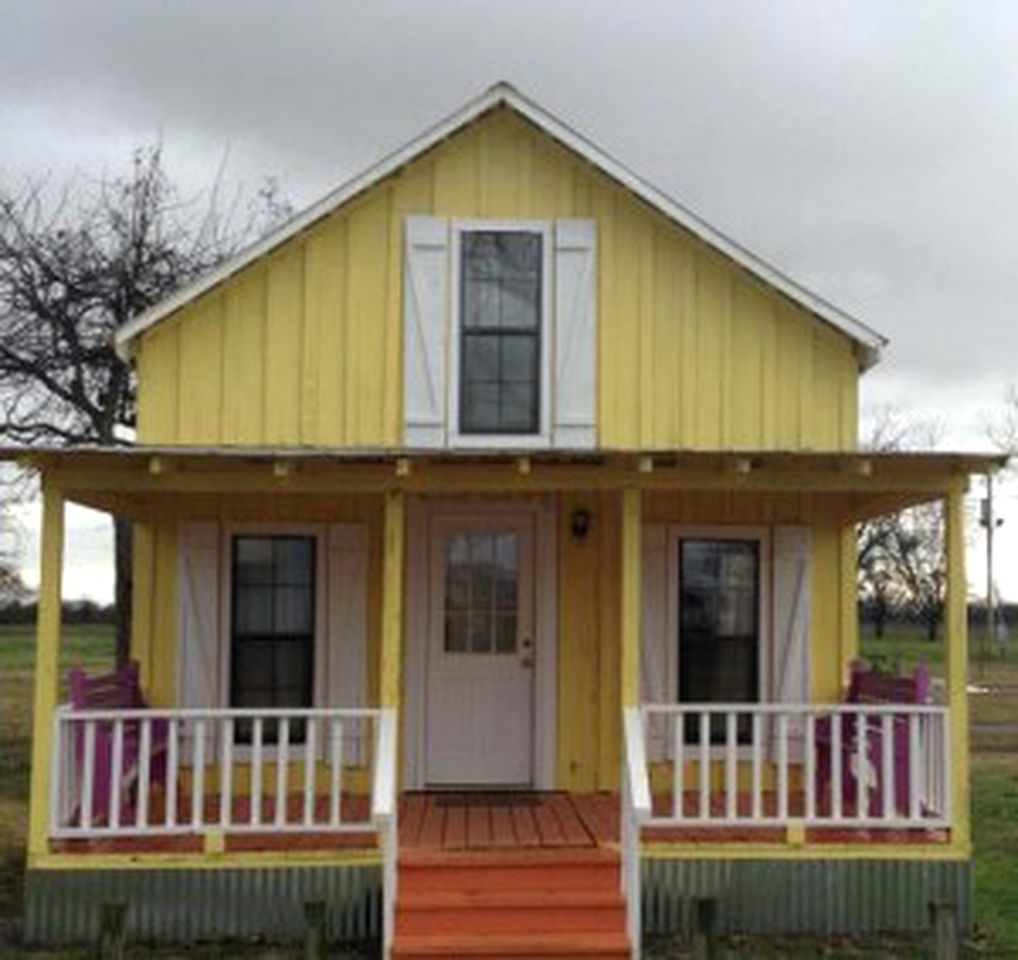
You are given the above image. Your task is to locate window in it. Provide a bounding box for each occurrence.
[678,539,760,743]
[231,535,316,740]
[443,531,519,654]
[458,229,543,436]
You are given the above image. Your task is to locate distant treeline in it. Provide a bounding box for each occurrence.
[0,600,117,625]
[859,600,1016,638]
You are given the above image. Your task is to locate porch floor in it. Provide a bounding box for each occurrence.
[50,790,949,856]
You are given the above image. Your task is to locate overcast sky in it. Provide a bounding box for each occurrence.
[5,0,1018,599]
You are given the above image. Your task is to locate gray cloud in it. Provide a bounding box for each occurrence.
[3,0,1018,424]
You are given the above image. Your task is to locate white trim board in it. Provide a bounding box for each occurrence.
[114,82,886,368]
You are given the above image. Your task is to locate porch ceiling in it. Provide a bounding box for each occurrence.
[2,444,1004,518]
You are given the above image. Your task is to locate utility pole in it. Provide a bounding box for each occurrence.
[980,474,1004,651]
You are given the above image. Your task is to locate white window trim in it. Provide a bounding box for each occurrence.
[665,525,771,758]
[448,219,554,449]
[218,523,329,721]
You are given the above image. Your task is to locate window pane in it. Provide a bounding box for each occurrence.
[461,380,500,434]
[501,335,537,384]
[445,612,468,653]
[274,538,314,586]
[494,534,518,608]
[273,585,313,633]
[678,540,760,743]
[469,611,493,653]
[462,334,499,381]
[499,382,537,433]
[234,585,274,634]
[500,277,539,330]
[235,538,274,585]
[495,613,517,654]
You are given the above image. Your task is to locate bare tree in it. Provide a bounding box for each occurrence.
[858,404,947,641]
[0,147,291,662]
[986,383,1018,458]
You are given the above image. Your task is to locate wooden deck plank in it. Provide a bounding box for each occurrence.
[444,803,468,850]
[533,800,567,847]
[417,795,445,850]
[466,805,491,850]
[490,805,517,847]
[510,805,541,847]
[547,793,595,846]
[399,793,427,846]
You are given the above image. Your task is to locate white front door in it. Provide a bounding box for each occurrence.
[424,514,535,786]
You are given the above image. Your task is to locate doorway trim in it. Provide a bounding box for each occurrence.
[404,497,557,790]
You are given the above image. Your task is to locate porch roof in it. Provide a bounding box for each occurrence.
[2,443,1004,519]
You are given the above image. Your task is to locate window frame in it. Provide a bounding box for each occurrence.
[219,523,328,721]
[664,526,771,753]
[448,220,553,449]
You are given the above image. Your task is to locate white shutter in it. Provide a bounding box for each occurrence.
[326,523,369,763]
[641,525,669,760]
[772,526,811,760]
[404,216,449,448]
[178,520,220,707]
[553,219,597,448]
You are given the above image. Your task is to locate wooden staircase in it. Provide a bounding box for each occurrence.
[393,847,632,958]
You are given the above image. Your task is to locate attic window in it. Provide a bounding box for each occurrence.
[457,228,545,437]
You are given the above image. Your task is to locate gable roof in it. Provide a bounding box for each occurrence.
[115,82,888,367]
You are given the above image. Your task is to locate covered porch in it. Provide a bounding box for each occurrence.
[13,445,996,949]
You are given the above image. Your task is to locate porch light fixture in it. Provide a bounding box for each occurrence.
[570,508,592,543]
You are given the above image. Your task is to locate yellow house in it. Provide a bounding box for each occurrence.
[12,84,1002,956]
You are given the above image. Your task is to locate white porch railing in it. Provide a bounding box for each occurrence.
[622,707,652,959]
[641,703,951,829]
[49,706,395,839]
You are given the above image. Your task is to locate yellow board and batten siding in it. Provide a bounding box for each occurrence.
[135,108,859,452]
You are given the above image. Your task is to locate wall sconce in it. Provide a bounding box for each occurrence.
[570,508,592,543]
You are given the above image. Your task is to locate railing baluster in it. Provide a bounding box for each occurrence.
[941,710,952,822]
[805,712,816,821]
[831,714,843,821]
[882,713,895,820]
[192,718,206,829]
[252,717,263,826]
[672,713,684,821]
[110,719,124,829]
[751,713,762,821]
[166,718,178,827]
[137,718,152,829]
[81,720,96,830]
[855,712,867,820]
[220,718,234,829]
[275,718,290,827]
[777,713,789,821]
[304,717,317,827]
[909,713,922,820]
[725,712,737,820]
[698,711,710,820]
[330,719,343,826]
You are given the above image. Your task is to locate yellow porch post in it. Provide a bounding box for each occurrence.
[620,487,641,708]
[945,483,970,852]
[28,483,65,860]
[379,489,405,710]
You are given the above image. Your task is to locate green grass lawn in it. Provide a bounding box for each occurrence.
[0,624,114,937]
[0,624,1015,954]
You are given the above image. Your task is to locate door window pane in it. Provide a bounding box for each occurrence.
[444,531,519,655]
[678,539,760,743]
[459,230,542,434]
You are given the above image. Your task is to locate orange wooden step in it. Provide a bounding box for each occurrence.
[392,930,631,958]
[398,850,620,896]
[396,889,626,936]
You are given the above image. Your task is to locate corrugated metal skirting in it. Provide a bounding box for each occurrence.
[24,864,381,945]
[643,859,971,936]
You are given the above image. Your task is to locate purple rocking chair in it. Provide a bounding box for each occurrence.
[68,660,169,825]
